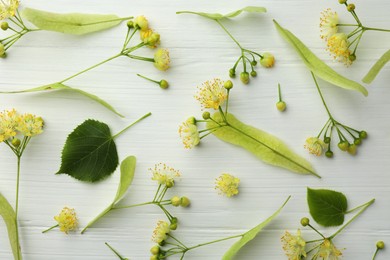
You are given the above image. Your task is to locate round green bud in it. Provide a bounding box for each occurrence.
[171,196,181,207]
[338,141,349,151]
[169,223,177,230]
[250,71,257,77]
[300,217,310,227]
[166,180,174,188]
[354,138,362,145]
[376,241,385,250]
[325,150,334,158]
[0,52,6,59]
[186,116,196,125]
[150,245,160,255]
[1,22,8,31]
[276,101,286,112]
[0,43,5,56]
[349,53,356,62]
[347,3,355,11]
[338,0,347,4]
[240,72,250,85]
[359,131,367,139]
[171,217,178,224]
[11,138,21,147]
[127,20,134,28]
[180,196,191,207]
[202,111,211,120]
[159,80,169,89]
[251,60,257,66]
[223,80,233,90]
[347,144,357,155]
[158,240,166,246]
[150,255,159,260]
[324,137,331,144]
[229,68,236,78]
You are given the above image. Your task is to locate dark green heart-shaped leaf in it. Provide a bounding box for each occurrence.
[307,188,348,227]
[56,119,119,182]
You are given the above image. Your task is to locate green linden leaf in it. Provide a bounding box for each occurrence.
[222,196,290,259]
[81,156,136,234]
[362,49,390,84]
[22,8,129,35]
[273,20,368,96]
[207,112,319,178]
[307,187,348,227]
[0,83,124,118]
[0,193,22,260]
[56,119,119,182]
[176,6,266,20]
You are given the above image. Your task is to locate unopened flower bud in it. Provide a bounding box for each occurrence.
[324,137,331,144]
[347,4,355,11]
[180,196,190,207]
[171,196,181,207]
[300,217,310,226]
[250,71,257,77]
[338,141,349,151]
[150,255,158,260]
[349,53,356,62]
[127,20,134,28]
[134,16,148,30]
[260,53,275,68]
[339,0,347,3]
[171,217,178,224]
[145,32,160,47]
[158,240,165,246]
[11,138,21,147]
[169,223,177,230]
[325,150,334,158]
[354,138,361,145]
[223,80,233,90]
[276,101,286,112]
[159,80,169,89]
[359,131,367,139]
[376,241,385,250]
[251,60,257,66]
[347,144,357,155]
[1,22,8,30]
[240,72,250,84]
[166,180,174,188]
[229,68,236,78]
[0,43,5,56]
[150,245,160,255]
[202,111,211,120]
[186,116,196,125]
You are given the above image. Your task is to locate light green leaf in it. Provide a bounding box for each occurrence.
[0,83,124,117]
[207,112,319,178]
[362,49,390,84]
[81,156,137,234]
[22,8,129,35]
[307,188,347,227]
[222,196,290,260]
[273,20,368,96]
[176,6,266,20]
[0,193,22,260]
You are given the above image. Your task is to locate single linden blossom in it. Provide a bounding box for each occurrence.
[133,15,149,30]
[304,137,327,156]
[0,109,18,142]
[215,173,240,197]
[327,33,352,65]
[320,9,339,40]
[152,220,170,244]
[54,207,78,234]
[260,52,275,68]
[154,48,170,71]
[195,78,228,110]
[140,28,160,48]
[150,163,181,187]
[178,120,200,149]
[281,230,307,260]
[312,239,342,260]
[0,0,19,20]
[16,113,44,137]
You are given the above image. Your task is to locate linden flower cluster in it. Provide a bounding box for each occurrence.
[0,0,19,20]
[281,230,307,260]
[54,207,78,234]
[215,173,240,197]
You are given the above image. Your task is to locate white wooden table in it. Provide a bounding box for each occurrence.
[1,0,389,259]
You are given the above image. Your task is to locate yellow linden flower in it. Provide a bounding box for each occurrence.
[304,137,327,156]
[140,28,160,48]
[281,230,307,260]
[134,15,149,30]
[154,49,170,71]
[320,9,339,40]
[178,120,200,149]
[215,173,240,197]
[54,207,78,234]
[327,33,352,65]
[0,109,19,142]
[152,220,170,244]
[150,163,181,187]
[195,78,228,110]
[0,0,19,20]
[16,113,44,137]
[312,239,342,260]
[260,52,275,68]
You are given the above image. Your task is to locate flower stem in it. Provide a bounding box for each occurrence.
[83,16,133,26]
[311,72,334,121]
[111,201,155,210]
[15,155,21,260]
[215,20,242,49]
[363,27,390,33]
[137,74,159,84]
[278,83,282,102]
[112,112,152,139]
[372,248,380,260]
[125,54,154,62]
[42,224,59,233]
[186,234,243,251]
[105,242,127,260]
[308,224,326,239]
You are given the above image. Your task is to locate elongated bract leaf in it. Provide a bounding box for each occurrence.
[0,194,22,260]
[273,20,368,96]
[176,6,266,20]
[81,156,137,234]
[22,8,127,35]
[207,112,319,177]
[362,49,390,84]
[222,196,290,259]
[307,188,347,227]
[0,83,124,117]
[56,119,119,182]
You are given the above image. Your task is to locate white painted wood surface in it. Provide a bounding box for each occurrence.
[1,0,389,259]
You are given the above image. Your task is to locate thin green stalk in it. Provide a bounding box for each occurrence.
[153,184,162,202]
[311,72,334,120]
[125,54,154,62]
[112,112,152,139]
[123,27,139,50]
[337,23,358,26]
[215,20,242,49]
[364,27,390,32]
[111,201,154,210]
[218,106,228,123]
[82,16,133,26]
[225,89,230,114]
[167,234,188,249]
[15,155,21,260]
[105,242,127,260]
[317,119,331,138]
[278,83,282,102]
[137,74,159,84]
[42,224,59,233]
[186,234,243,251]
[372,248,379,260]
[308,224,326,239]
[199,128,219,139]
[351,32,364,54]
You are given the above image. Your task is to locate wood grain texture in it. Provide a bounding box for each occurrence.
[0,0,389,259]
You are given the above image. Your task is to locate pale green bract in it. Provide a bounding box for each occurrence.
[273,20,368,96]
[0,83,124,117]
[222,196,290,260]
[22,8,128,35]
[207,112,319,178]
[176,6,266,20]
[81,156,136,234]
[362,49,390,84]
[0,193,22,260]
